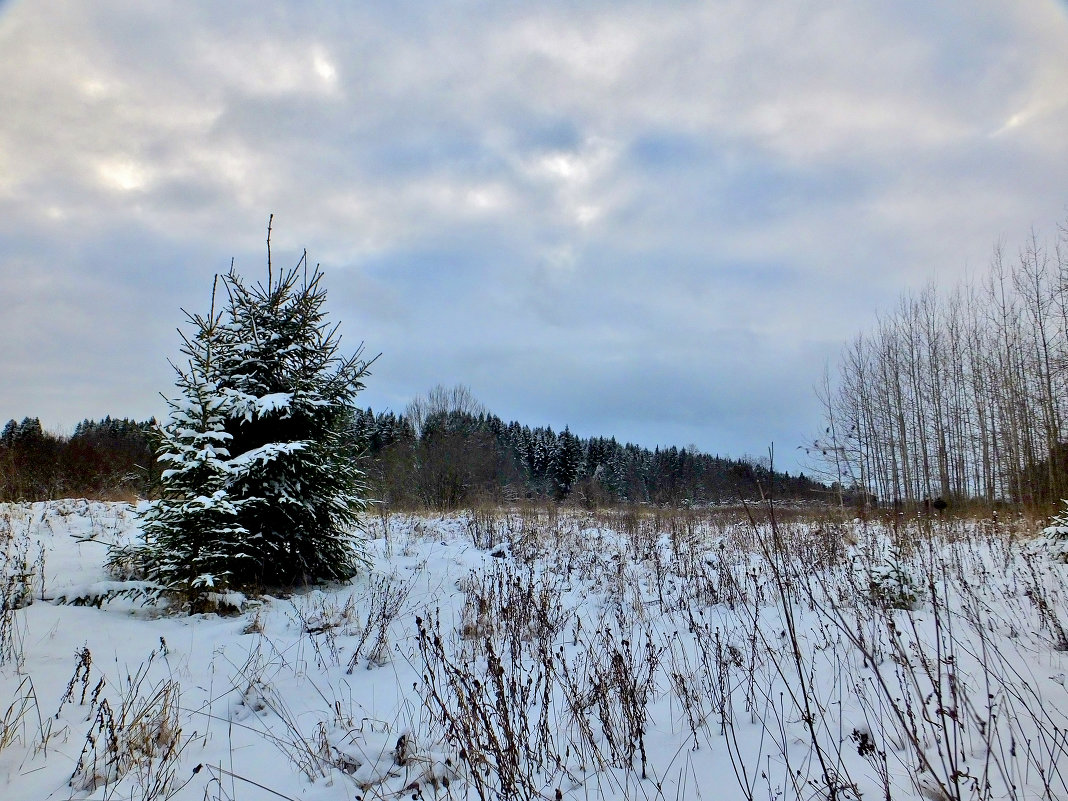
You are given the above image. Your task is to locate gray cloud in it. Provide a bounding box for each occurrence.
[2,0,1067,467]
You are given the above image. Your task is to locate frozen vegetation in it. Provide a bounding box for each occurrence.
[2,500,1068,800]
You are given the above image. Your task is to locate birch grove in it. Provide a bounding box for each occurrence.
[817,222,1068,510]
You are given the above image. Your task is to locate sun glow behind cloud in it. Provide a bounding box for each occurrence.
[311,47,337,85]
[97,159,149,192]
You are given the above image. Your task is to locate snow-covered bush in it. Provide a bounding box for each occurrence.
[1041,500,1068,562]
[866,550,920,610]
[113,236,374,607]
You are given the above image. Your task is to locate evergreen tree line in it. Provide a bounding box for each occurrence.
[815,222,1068,510]
[0,408,823,508]
[0,415,157,501]
[353,406,823,509]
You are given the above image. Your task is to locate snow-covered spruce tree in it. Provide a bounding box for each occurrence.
[212,254,373,587]
[551,427,583,500]
[122,301,252,599]
[122,244,373,606]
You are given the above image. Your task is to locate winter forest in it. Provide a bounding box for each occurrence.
[5,220,1068,801]
[9,0,1068,797]
[0,395,821,510]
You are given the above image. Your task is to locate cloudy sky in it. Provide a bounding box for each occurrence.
[2,0,1067,471]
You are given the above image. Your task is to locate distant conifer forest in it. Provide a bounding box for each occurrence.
[0,409,824,508]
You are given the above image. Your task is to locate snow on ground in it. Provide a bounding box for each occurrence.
[1,501,1067,800]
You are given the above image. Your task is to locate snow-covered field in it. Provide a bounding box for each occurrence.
[2,501,1067,801]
